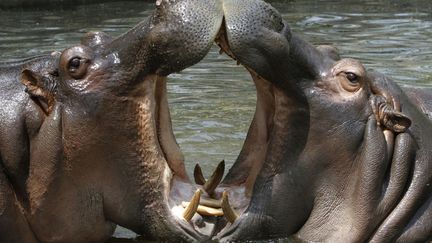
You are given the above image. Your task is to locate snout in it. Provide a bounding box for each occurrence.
[220,0,291,81]
[149,0,224,75]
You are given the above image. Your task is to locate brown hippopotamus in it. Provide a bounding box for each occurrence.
[203,0,431,242]
[0,0,223,242]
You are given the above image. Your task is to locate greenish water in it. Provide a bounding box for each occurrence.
[1,0,431,240]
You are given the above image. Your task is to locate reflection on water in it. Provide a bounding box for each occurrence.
[1,0,431,239]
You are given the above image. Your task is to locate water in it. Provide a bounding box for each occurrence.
[1,0,431,239]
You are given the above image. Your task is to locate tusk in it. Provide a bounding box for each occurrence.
[182,202,224,217]
[183,189,201,221]
[221,191,238,223]
[193,164,206,186]
[203,160,225,196]
[197,205,223,217]
[200,197,222,208]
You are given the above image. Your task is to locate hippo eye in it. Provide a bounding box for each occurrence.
[67,56,89,79]
[340,71,361,92]
[69,57,81,69]
[346,72,358,83]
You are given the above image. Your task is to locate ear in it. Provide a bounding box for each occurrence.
[370,95,411,133]
[21,69,55,115]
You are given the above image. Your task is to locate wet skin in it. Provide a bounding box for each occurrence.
[0,0,223,242]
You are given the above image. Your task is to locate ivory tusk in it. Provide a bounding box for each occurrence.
[221,191,238,223]
[182,189,201,221]
[203,160,225,196]
[193,164,206,185]
[200,197,222,208]
[182,202,224,217]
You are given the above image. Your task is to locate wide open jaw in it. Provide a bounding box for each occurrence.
[155,0,293,240]
[143,26,281,243]
[121,0,295,240]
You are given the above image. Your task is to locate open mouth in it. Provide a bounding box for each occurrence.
[148,20,280,239]
[148,73,231,238]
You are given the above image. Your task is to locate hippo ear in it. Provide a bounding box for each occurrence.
[371,95,411,133]
[21,69,56,115]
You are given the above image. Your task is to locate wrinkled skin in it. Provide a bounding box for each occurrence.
[206,0,432,242]
[0,0,223,242]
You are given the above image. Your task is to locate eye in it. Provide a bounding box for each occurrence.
[340,71,361,92]
[59,46,93,80]
[345,72,358,83]
[67,56,89,79]
[69,57,81,70]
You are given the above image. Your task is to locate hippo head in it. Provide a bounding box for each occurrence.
[18,0,223,241]
[201,0,431,242]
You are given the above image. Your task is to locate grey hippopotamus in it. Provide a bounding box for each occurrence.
[0,0,223,242]
[199,0,431,242]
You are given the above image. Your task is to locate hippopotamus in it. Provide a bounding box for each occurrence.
[197,0,431,242]
[0,0,224,242]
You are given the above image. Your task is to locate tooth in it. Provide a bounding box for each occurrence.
[182,202,224,217]
[193,164,206,185]
[222,191,238,223]
[182,189,201,221]
[200,197,222,208]
[197,205,224,216]
[203,160,225,196]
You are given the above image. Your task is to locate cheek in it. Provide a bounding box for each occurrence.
[308,87,370,123]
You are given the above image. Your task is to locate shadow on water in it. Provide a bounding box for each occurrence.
[0,0,431,239]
